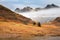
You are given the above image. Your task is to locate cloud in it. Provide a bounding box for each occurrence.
[23,0,32,4]
[24,0,31,4]
[7,0,19,2]
[0,0,5,2]
[0,0,19,2]
[19,8,60,23]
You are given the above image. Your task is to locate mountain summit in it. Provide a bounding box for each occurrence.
[45,4,59,8]
[15,6,33,13]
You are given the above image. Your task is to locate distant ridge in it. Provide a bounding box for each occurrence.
[53,17,60,22]
[15,6,33,12]
[52,17,60,26]
[45,4,59,8]
[15,4,60,13]
[0,5,35,25]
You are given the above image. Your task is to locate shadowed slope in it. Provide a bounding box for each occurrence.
[0,5,35,24]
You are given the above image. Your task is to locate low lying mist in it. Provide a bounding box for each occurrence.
[18,8,60,23]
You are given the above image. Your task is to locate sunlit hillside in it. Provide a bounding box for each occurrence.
[0,21,60,38]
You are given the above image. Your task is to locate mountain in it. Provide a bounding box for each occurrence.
[15,8,21,12]
[0,5,35,25]
[21,6,33,12]
[45,4,59,8]
[35,8,41,11]
[15,6,33,12]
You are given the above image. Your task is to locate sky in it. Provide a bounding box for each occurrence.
[0,0,60,10]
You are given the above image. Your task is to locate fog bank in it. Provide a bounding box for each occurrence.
[18,8,60,23]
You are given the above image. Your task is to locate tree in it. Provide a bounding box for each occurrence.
[33,22,36,25]
[37,22,41,27]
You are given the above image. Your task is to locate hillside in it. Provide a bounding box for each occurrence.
[0,21,60,38]
[53,17,60,22]
[0,5,35,25]
[52,17,60,26]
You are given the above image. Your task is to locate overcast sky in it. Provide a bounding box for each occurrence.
[0,0,60,10]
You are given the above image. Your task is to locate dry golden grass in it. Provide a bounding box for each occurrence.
[0,21,60,38]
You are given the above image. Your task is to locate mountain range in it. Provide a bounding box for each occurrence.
[15,4,59,13]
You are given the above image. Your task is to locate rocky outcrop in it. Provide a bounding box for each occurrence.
[15,8,21,12]
[45,4,59,8]
[21,6,33,12]
[15,6,33,12]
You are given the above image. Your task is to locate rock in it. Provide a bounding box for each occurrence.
[45,4,59,8]
[15,8,21,12]
[21,6,33,12]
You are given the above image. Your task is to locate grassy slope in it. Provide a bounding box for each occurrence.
[0,5,35,25]
[0,21,60,38]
